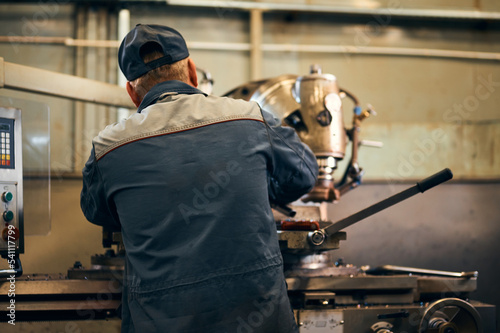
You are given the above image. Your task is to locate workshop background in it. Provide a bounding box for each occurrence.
[0,0,499,331]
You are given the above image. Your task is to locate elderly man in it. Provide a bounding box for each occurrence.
[81,24,318,332]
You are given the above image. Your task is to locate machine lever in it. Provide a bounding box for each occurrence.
[322,168,453,237]
[416,168,453,193]
[271,202,297,217]
[0,255,23,278]
[365,265,478,278]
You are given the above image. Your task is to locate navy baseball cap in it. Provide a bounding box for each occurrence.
[118,24,189,81]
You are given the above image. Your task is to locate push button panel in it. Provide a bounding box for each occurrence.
[0,184,19,247]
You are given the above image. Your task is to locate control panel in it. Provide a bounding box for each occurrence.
[0,107,23,255]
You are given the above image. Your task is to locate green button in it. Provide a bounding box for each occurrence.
[3,210,14,222]
[2,192,13,202]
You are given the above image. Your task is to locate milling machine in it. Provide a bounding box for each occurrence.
[0,58,496,332]
[223,65,496,333]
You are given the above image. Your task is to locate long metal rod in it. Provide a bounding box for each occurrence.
[0,36,120,47]
[4,0,499,20]
[261,44,500,62]
[365,265,478,278]
[324,168,453,235]
[326,186,420,235]
[1,37,499,62]
[0,57,134,109]
[0,256,22,278]
[165,0,500,21]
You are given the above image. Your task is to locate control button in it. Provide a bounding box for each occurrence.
[3,210,14,222]
[2,191,13,202]
[2,226,19,242]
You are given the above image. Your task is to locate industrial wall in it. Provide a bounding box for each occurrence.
[0,0,499,330]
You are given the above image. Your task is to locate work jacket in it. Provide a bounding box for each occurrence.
[81,80,318,332]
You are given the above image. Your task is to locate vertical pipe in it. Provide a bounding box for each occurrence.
[107,10,118,124]
[117,9,130,87]
[73,6,86,173]
[97,8,108,128]
[117,9,131,120]
[250,9,263,81]
[84,6,98,156]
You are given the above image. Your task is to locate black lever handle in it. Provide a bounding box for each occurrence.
[417,168,453,193]
[319,168,454,238]
[271,202,297,218]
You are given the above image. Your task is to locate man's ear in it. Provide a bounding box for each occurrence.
[126,82,142,107]
[187,58,198,88]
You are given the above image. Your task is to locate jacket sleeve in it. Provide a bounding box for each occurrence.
[261,109,319,204]
[80,146,121,231]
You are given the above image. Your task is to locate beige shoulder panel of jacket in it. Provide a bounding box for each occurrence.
[92,94,264,161]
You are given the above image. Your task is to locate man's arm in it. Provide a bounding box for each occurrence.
[80,146,121,231]
[261,109,319,204]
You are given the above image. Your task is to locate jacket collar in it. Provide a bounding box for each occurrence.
[137,80,207,113]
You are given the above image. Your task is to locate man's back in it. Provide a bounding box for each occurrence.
[82,81,318,332]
